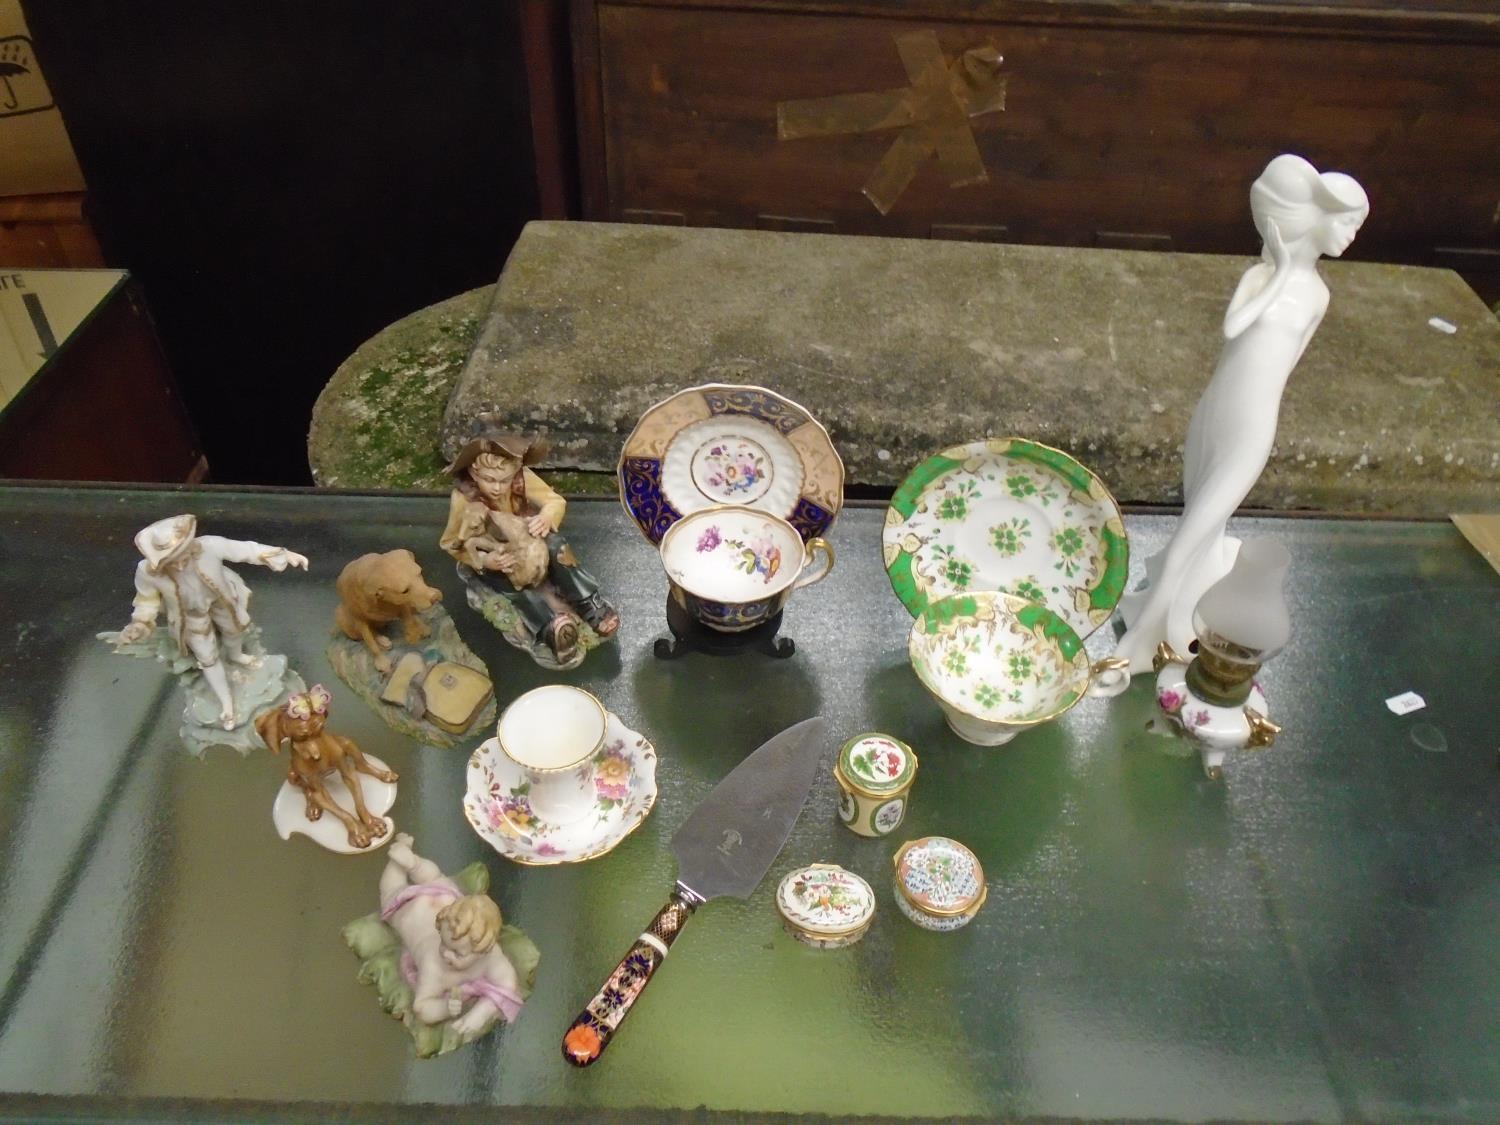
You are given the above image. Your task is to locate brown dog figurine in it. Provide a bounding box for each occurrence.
[255,685,398,849]
[334,550,443,672]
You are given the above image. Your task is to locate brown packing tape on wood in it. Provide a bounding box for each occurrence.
[1451,513,1500,576]
[777,30,1007,215]
[777,89,916,140]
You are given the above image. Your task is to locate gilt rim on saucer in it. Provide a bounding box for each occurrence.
[882,436,1128,639]
[617,382,844,545]
[463,712,659,867]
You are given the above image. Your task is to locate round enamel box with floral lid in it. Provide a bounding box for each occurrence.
[833,733,918,837]
[776,864,876,949]
[892,837,988,932]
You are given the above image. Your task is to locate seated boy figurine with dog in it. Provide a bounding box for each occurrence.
[439,423,619,669]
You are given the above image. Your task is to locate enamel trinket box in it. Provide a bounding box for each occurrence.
[833,732,917,837]
[776,863,876,949]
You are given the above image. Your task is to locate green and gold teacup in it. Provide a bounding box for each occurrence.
[908,591,1128,746]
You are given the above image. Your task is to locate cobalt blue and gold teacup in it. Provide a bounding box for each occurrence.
[659,505,834,632]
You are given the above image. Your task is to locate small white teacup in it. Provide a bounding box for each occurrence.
[497,685,607,824]
[909,591,1129,746]
[659,505,834,632]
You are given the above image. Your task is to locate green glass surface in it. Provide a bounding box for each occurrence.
[0,485,1497,1121]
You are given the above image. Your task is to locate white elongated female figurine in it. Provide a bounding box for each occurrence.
[1114,155,1368,672]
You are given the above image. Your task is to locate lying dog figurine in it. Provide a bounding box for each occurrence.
[334,549,443,672]
[255,685,398,849]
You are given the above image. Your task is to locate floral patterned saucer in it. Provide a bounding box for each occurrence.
[463,712,658,866]
[618,383,844,544]
[883,438,1128,639]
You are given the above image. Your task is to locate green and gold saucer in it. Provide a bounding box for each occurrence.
[882,438,1128,638]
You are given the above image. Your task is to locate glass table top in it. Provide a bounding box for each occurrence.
[0,485,1496,1121]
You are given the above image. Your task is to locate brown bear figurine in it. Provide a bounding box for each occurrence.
[335,550,443,672]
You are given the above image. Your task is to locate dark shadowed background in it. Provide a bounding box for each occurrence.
[23,1,540,484]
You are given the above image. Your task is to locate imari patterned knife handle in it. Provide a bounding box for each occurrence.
[562,887,699,1067]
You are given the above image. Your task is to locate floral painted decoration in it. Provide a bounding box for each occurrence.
[895,836,984,915]
[883,438,1129,639]
[587,739,635,806]
[693,525,783,584]
[840,734,914,792]
[463,714,659,866]
[776,864,875,941]
[700,441,769,497]
[873,800,906,834]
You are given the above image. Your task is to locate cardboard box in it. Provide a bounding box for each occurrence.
[0,0,86,197]
[0,267,120,408]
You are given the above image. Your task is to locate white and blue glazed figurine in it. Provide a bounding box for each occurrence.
[1152,539,1290,779]
[100,514,309,755]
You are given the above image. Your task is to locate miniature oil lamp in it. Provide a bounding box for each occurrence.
[1152,539,1290,779]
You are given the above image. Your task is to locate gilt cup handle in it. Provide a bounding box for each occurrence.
[793,537,835,590]
[1086,655,1132,698]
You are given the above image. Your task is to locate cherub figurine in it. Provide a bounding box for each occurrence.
[343,834,540,1057]
[101,514,309,754]
[440,424,619,668]
[255,684,397,850]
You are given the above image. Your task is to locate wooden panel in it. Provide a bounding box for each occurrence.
[0,281,204,482]
[585,3,1500,263]
[522,0,579,218]
[595,0,1500,37]
[0,193,106,268]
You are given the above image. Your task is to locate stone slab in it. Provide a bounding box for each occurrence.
[443,222,1500,513]
[315,221,1500,513]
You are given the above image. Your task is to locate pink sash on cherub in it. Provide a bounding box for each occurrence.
[381,882,525,1022]
[380,882,459,921]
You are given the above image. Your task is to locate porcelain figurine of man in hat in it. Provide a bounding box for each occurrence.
[440,426,618,668]
[113,514,309,729]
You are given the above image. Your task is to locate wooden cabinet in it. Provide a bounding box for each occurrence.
[568,0,1500,293]
[0,194,106,269]
[0,270,205,482]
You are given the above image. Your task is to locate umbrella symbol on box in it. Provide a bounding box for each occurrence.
[0,37,51,118]
[0,58,28,111]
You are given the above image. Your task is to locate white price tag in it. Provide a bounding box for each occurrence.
[1385,691,1426,716]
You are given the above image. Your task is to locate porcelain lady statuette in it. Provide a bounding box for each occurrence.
[1114,155,1368,674]
[343,834,540,1057]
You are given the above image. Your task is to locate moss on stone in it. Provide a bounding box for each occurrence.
[308,286,492,490]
